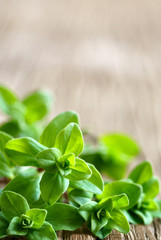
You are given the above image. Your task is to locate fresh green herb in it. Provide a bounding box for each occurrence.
[4,113,102,206]
[39,125,93,205]
[0,191,56,239]
[0,88,160,240]
[79,196,130,239]
[124,161,160,225]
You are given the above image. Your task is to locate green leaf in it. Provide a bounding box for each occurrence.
[7,216,28,236]
[128,161,153,185]
[100,133,139,161]
[70,163,104,194]
[40,170,69,205]
[79,201,97,221]
[54,123,84,156]
[3,169,41,206]
[30,195,46,209]
[37,148,61,172]
[69,189,93,206]
[0,121,20,137]
[151,200,161,218]
[23,90,53,124]
[5,137,46,167]
[1,191,30,221]
[98,181,142,210]
[94,227,112,239]
[0,131,14,178]
[123,210,142,225]
[80,144,105,170]
[97,198,113,213]
[40,111,79,147]
[8,102,26,122]
[27,221,57,240]
[101,194,129,210]
[142,199,159,211]
[26,209,47,229]
[0,86,26,124]
[46,203,84,231]
[133,209,153,225]
[0,86,17,114]
[19,123,42,140]
[98,133,139,180]
[0,131,13,151]
[66,158,92,181]
[0,212,9,238]
[151,210,161,219]
[0,152,14,178]
[143,177,160,200]
[108,208,130,233]
[102,161,127,180]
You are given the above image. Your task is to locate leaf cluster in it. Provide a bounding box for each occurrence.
[124,161,161,225]
[0,86,160,240]
[0,111,103,239]
[81,133,140,180]
[0,85,53,139]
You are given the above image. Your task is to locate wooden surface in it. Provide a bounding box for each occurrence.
[0,1,161,239]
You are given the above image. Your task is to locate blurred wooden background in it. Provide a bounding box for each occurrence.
[0,1,161,239]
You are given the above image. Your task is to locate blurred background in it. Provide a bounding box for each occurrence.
[0,1,161,178]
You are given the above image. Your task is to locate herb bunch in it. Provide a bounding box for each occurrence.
[0,86,160,240]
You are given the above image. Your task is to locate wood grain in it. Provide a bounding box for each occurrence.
[0,0,161,239]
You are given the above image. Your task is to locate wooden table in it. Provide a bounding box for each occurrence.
[0,1,161,239]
